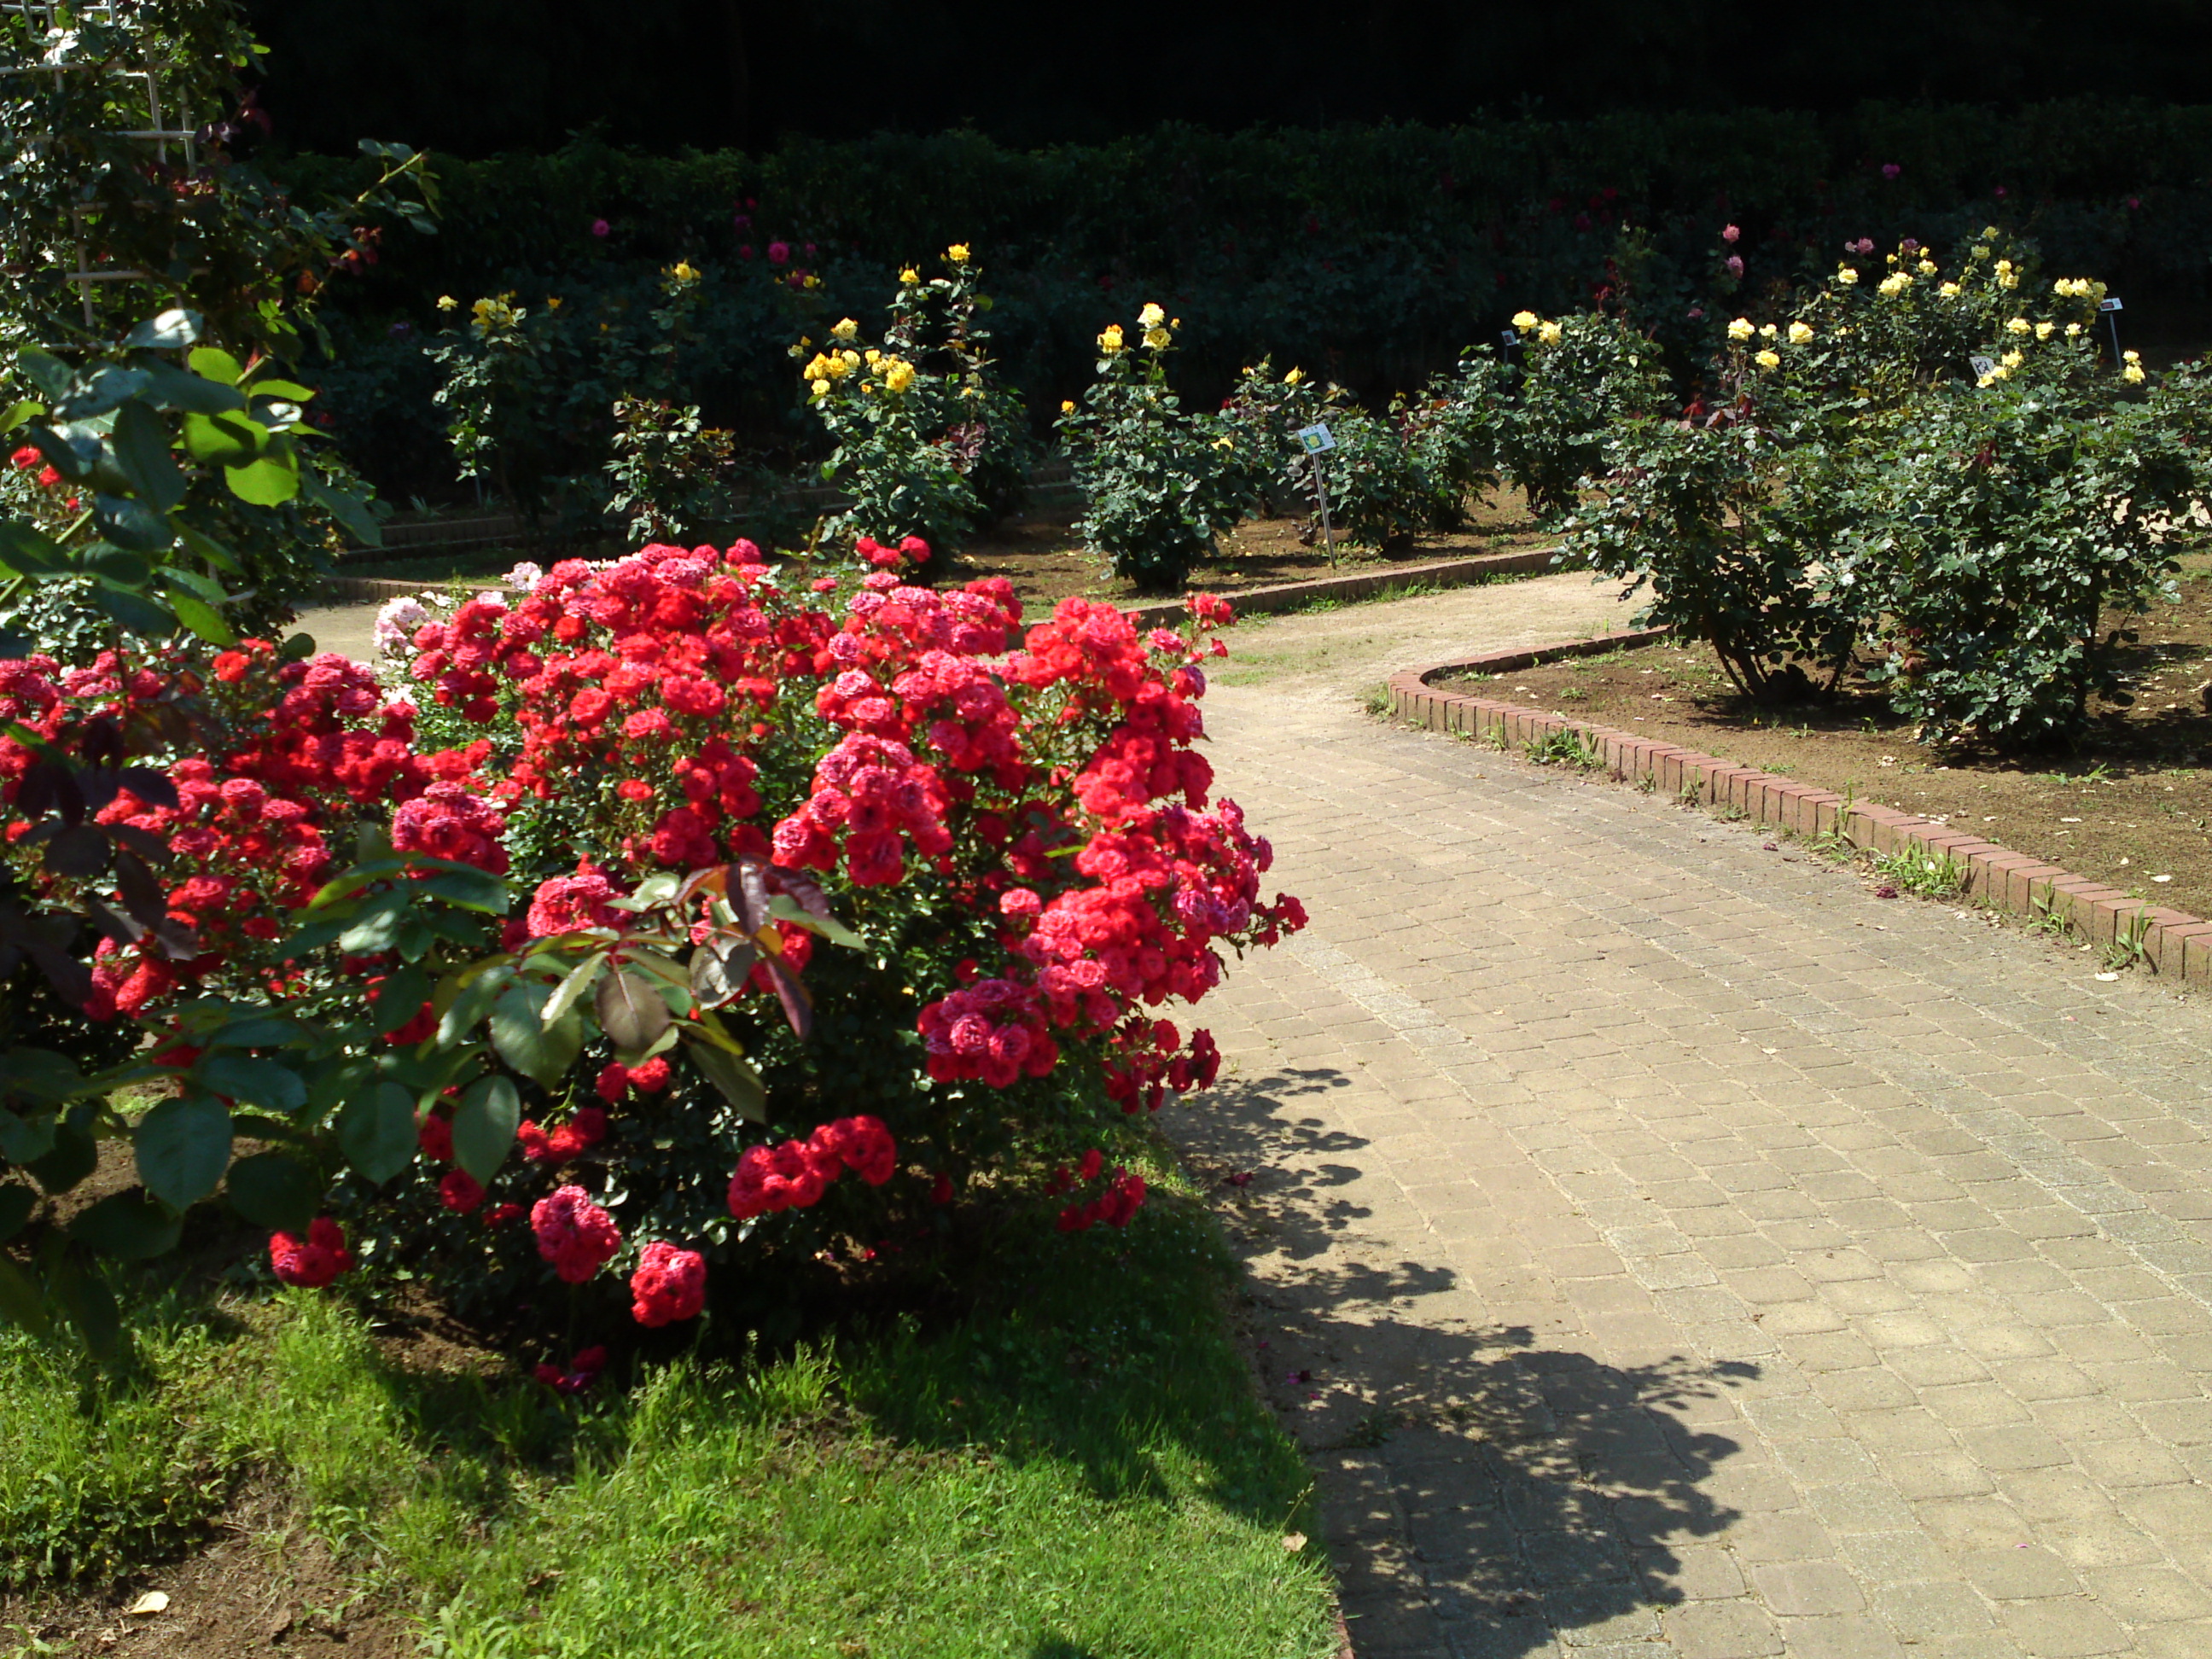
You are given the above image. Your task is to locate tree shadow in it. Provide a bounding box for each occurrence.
[1167,1066,1757,1656]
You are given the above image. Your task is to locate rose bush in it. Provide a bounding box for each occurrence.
[2,527,1303,1358]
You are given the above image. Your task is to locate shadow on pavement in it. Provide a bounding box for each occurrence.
[1171,1066,1756,1657]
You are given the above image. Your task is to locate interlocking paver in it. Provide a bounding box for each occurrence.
[1154,577,2212,1654]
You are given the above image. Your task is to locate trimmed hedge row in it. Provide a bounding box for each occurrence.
[280,103,2212,494]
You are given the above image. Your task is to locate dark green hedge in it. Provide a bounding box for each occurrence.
[283,103,2212,497]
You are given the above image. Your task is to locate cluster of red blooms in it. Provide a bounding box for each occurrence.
[1044,1149,1148,1231]
[531,1183,622,1283]
[270,1217,352,1286]
[630,1240,708,1327]
[8,443,64,491]
[401,538,1300,1127]
[4,527,1306,1336]
[726,1114,898,1220]
[0,640,500,1021]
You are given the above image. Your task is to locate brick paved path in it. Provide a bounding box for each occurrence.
[1173,578,2212,1659]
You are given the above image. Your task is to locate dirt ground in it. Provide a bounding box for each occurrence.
[344,490,1557,615]
[1443,554,2212,923]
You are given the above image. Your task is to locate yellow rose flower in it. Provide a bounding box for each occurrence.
[864,348,882,364]
[2124,349,2141,364]
[1836,267,1859,286]
[1512,310,1540,331]
[2035,322,2053,340]
[2006,317,2032,335]
[1759,323,1778,338]
[672,261,699,282]
[810,378,831,399]
[1939,282,1961,298]
[1726,317,1755,341]
[1098,324,1125,354]
[1284,367,1304,385]
[1998,271,2018,290]
[1754,349,1781,370]
[2124,364,2147,383]
[1061,399,1076,414]
[802,274,820,289]
[899,267,920,284]
[1982,225,2000,238]
[1918,260,1937,276]
[2001,350,2023,369]
[436,294,458,311]
[1138,301,1166,328]
[882,359,916,393]
[1537,321,1562,345]
[1144,326,1172,351]
[545,295,562,311]
[1877,272,1911,296]
[832,317,859,341]
[1787,322,1813,344]
[1971,244,1991,259]
[2065,321,2082,336]
[946,244,969,265]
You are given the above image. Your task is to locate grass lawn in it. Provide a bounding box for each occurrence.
[1,1155,1336,1659]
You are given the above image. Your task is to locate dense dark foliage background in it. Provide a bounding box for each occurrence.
[247,0,2209,155]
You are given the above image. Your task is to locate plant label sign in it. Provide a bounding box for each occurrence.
[2099,297,2124,312]
[1969,355,1997,380]
[1297,423,1336,455]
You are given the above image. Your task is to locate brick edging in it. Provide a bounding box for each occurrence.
[1388,636,2212,988]
[1121,547,1566,632]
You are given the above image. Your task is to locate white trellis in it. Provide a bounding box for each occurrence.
[1,0,199,327]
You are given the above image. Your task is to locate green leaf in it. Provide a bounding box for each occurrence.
[2,398,42,433]
[435,960,515,1046]
[27,1117,97,1195]
[336,891,408,955]
[225,1151,321,1234]
[489,979,581,1088]
[0,521,66,577]
[70,1189,183,1260]
[0,1253,49,1337]
[251,378,317,403]
[205,1016,302,1049]
[95,586,177,637]
[451,1076,520,1185]
[372,963,434,1035]
[186,346,242,384]
[224,451,300,507]
[137,358,247,415]
[541,952,607,1028]
[54,1254,120,1359]
[134,1092,233,1210]
[337,1080,417,1185]
[126,309,204,349]
[685,1039,766,1123]
[0,1181,35,1243]
[112,399,187,512]
[416,864,509,914]
[13,348,70,399]
[181,408,262,463]
[195,1054,306,1115]
[300,465,381,547]
[0,1047,88,1106]
[164,586,236,647]
[597,969,673,1052]
[92,493,175,554]
[768,892,864,949]
[0,1109,58,1166]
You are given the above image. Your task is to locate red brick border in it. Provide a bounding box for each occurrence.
[1389,633,2212,989]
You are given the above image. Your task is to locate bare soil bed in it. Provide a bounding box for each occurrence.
[1440,553,2212,923]
[346,490,1557,616]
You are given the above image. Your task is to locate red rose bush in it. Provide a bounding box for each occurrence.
[0,532,1303,1349]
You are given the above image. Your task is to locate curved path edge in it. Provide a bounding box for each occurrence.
[1388,634,2212,990]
